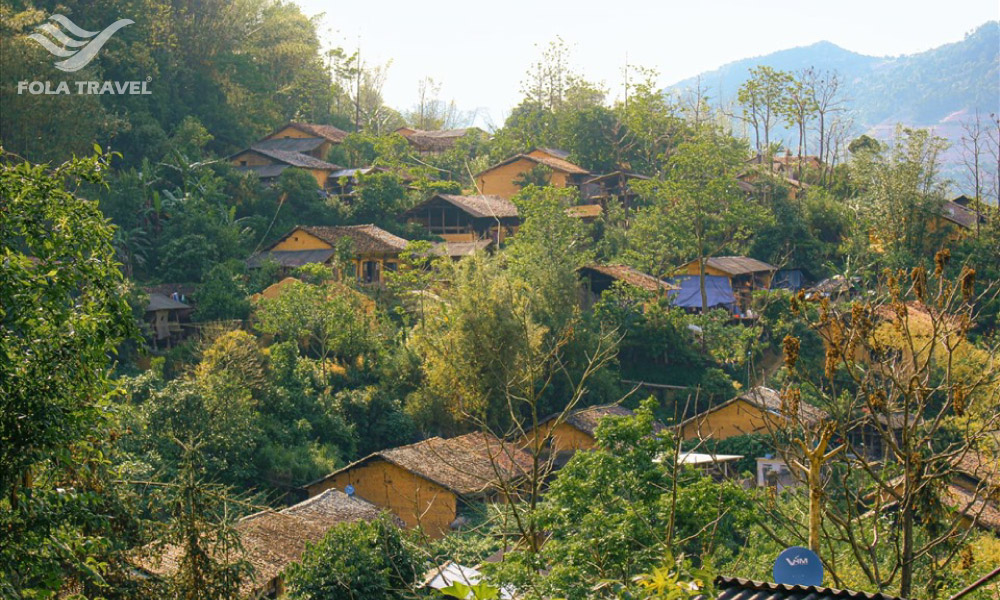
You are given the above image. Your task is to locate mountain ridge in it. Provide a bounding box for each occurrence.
[666,21,1000,170]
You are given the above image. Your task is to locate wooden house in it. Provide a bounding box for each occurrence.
[134,489,387,599]
[876,451,1000,534]
[247,225,409,285]
[260,122,349,159]
[144,293,193,350]
[580,171,650,210]
[401,194,520,244]
[746,151,822,181]
[737,170,809,200]
[475,149,590,199]
[678,387,826,441]
[519,404,664,467]
[578,264,678,308]
[934,197,989,239]
[678,256,776,312]
[230,146,342,187]
[395,127,472,154]
[303,433,532,538]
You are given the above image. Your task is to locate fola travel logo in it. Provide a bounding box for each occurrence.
[29,14,133,72]
[17,14,151,95]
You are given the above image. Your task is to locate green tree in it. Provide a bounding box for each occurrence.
[1,150,139,596]
[254,279,381,379]
[849,125,951,270]
[155,441,251,600]
[629,131,771,311]
[285,515,422,600]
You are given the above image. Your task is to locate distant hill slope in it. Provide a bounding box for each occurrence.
[667,21,1000,175]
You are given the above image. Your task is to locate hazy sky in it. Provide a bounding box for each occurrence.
[295,0,998,128]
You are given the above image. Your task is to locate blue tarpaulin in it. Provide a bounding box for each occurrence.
[667,275,736,311]
[773,269,807,291]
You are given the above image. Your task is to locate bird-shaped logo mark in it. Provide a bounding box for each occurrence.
[28,14,133,73]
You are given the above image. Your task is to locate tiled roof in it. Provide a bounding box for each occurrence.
[478,153,590,178]
[679,386,827,431]
[236,164,288,179]
[713,576,905,600]
[252,137,326,153]
[703,256,777,276]
[739,386,827,424]
[247,249,336,268]
[134,490,386,596]
[580,264,679,294]
[285,122,350,143]
[938,200,985,229]
[584,170,650,185]
[298,225,409,255]
[312,433,533,497]
[248,147,341,170]
[398,128,470,152]
[534,403,666,438]
[429,194,520,219]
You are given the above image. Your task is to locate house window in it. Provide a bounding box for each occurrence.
[361,260,379,284]
[240,160,247,166]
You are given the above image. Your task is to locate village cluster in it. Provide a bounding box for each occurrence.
[134,122,998,599]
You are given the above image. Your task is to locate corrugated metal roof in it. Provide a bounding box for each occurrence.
[714,576,906,600]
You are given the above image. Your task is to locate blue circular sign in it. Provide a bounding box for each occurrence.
[773,546,823,586]
[344,484,355,496]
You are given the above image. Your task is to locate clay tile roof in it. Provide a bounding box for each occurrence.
[942,482,1000,532]
[432,194,520,219]
[938,200,984,229]
[535,403,667,438]
[952,450,1000,488]
[704,256,777,276]
[580,264,679,293]
[298,225,409,255]
[398,128,470,152]
[564,405,640,436]
[740,386,827,424]
[134,490,386,596]
[679,387,827,431]
[530,154,590,175]
[252,137,326,153]
[288,122,350,143]
[713,576,905,600]
[477,153,590,178]
[247,147,341,170]
[314,433,533,497]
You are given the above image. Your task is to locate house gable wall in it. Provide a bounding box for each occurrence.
[306,460,458,538]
